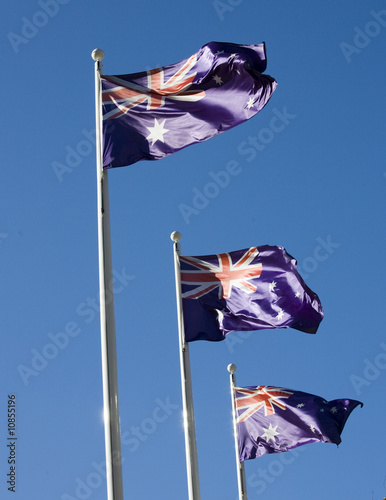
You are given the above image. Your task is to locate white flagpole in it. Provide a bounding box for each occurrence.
[171,231,201,500]
[92,48,124,500]
[227,364,248,500]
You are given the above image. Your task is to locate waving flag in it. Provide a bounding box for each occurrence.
[180,245,323,342]
[234,385,362,461]
[102,42,277,168]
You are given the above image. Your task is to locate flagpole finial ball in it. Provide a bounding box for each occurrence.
[92,49,105,61]
[170,231,181,242]
[227,363,237,373]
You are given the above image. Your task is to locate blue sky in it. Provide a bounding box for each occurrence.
[1,1,386,499]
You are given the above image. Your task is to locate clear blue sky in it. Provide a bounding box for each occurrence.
[1,1,386,499]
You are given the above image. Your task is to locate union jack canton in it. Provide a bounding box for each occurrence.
[101,42,277,168]
[180,245,324,342]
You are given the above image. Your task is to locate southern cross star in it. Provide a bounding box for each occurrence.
[269,281,277,292]
[247,97,255,109]
[212,75,223,85]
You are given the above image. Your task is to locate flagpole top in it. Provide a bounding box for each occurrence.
[170,231,181,243]
[227,363,237,374]
[92,48,105,61]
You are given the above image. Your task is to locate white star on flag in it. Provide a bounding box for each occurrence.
[261,423,280,443]
[247,97,255,109]
[146,118,169,145]
[269,281,276,292]
[276,308,284,320]
[212,75,223,85]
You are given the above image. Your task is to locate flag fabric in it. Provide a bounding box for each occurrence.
[101,42,277,168]
[180,245,323,342]
[234,385,362,461]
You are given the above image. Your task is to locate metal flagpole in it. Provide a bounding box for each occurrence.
[228,364,248,500]
[92,48,124,500]
[171,231,201,500]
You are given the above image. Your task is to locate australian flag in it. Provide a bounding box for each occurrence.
[101,42,277,168]
[180,245,324,342]
[234,385,362,461]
